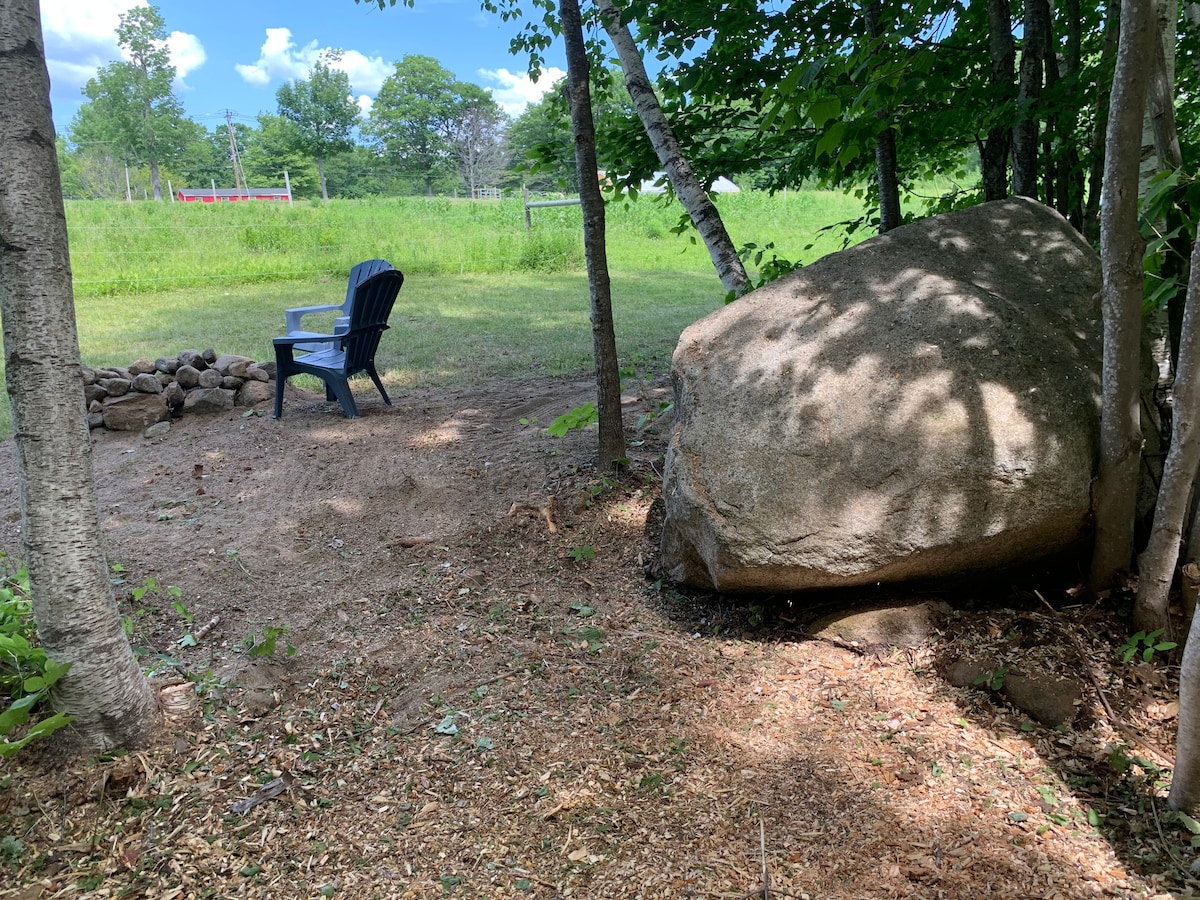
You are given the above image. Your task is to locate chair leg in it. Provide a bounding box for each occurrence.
[273,372,286,418]
[324,375,360,418]
[366,365,392,406]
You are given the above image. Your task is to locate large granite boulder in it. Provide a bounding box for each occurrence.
[661,198,1102,592]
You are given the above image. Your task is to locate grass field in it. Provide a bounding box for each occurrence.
[4,190,868,435]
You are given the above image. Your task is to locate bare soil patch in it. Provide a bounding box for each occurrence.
[0,375,1194,899]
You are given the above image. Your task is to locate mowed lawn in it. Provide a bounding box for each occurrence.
[1,191,867,435]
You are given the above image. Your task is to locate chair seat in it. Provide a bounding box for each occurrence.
[291,348,345,370]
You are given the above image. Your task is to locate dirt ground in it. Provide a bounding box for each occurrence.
[0,374,1197,899]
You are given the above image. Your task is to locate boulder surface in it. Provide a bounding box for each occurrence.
[661,198,1102,592]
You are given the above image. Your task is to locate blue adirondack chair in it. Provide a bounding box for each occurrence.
[283,259,396,352]
[272,267,405,419]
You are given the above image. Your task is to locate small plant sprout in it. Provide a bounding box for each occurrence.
[547,402,598,437]
[973,666,1007,692]
[243,625,297,658]
[1117,629,1177,664]
[568,545,595,563]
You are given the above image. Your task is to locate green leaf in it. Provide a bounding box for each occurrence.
[808,96,841,128]
[1176,811,1200,835]
[815,122,846,159]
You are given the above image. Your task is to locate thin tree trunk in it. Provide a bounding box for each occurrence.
[1089,0,1157,598]
[1041,9,1059,211]
[0,0,160,751]
[595,0,751,297]
[981,0,1015,201]
[864,0,901,233]
[561,0,625,471]
[149,157,162,201]
[1171,598,1200,810]
[1136,231,1200,635]
[1013,0,1049,198]
[1140,0,1181,194]
[1085,5,1120,242]
[1058,0,1085,228]
[317,155,329,200]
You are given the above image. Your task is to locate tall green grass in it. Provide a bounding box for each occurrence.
[64,191,864,296]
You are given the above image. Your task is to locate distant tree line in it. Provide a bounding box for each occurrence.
[55,5,661,201]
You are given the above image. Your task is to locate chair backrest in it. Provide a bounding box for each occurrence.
[343,259,396,312]
[342,269,404,373]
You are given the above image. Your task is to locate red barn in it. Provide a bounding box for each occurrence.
[177,188,291,203]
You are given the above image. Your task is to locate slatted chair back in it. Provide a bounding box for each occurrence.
[340,268,404,378]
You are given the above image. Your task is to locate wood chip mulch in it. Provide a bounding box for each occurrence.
[2,487,1199,899]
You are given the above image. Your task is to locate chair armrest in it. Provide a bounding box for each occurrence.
[284,304,342,333]
[274,332,338,347]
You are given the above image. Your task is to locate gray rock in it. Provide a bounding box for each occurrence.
[1002,673,1083,727]
[128,357,156,376]
[80,365,98,386]
[178,349,208,371]
[156,372,173,387]
[197,368,223,389]
[175,365,201,389]
[155,356,180,375]
[143,421,171,439]
[132,373,163,394]
[88,399,103,413]
[98,377,131,397]
[255,361,277,379]
[214,354,255,377]
[221,375,244,391]
[809,601,944,649]
[942,657,999,689]
[163,381,185,412]
[87,411,104,429]
[246,364,271,383]
[183,387,235,414]
[661,198,1102,592]
[84,384,107,406]
[202,348,217,364]
[102,393,169,431]
[236,380,274,407]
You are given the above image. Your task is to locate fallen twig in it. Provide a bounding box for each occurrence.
[230,773,292,814]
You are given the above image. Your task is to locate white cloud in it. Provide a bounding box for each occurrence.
[355,95,374,118]
[41,0,139,92]
[336,50,392,95]
[165,31,206,83]
[40,1,204,94]
[236,28,390,96]
[479,67,566,116]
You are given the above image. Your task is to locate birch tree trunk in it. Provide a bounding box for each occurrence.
[1136,231,1200,634]
[1140,0,1180,194]
[594,0,751,297]
[0,0,160,750]
[1089,0,1157,597]
[1171,604,1200,810]
[561,0,625,471]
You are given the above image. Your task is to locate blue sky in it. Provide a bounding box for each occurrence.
[41,0,568,134]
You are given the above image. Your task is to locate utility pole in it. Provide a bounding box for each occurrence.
[223,110,247,192]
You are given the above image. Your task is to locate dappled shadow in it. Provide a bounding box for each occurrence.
[664,199,1102,591]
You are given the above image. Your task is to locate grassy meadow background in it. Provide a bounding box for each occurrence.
[7,190,866,434]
